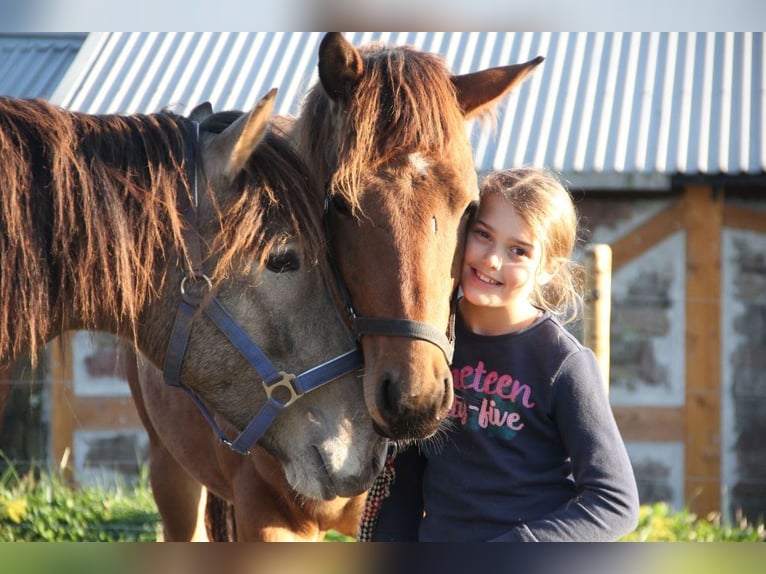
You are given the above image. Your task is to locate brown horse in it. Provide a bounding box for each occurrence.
[289,32,544,441]
[130,33,544,541]
[0,91,385,516]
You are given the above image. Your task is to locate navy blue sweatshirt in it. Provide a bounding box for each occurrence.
[372,310,639,542]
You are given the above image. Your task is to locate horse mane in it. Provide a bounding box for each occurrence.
[293,42,472,212]
[0,98,323,364]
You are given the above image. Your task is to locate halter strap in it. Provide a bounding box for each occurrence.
[162,121,363,455]
[323,188,457,363]
[164,287,363,454]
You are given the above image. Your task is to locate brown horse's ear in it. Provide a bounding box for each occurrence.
[318,32,364,101]
[189,101,214,122]
[452,56,545,119]
[210,88,277,180]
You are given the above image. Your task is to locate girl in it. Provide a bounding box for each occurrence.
[363,167,639,542]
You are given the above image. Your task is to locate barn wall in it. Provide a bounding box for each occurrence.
[579,186,766,520]
[45,332,146,487]
[721,197,766,524]
[578,193,688,510]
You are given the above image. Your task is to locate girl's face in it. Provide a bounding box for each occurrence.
[461,194,546,316]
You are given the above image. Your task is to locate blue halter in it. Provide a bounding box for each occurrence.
[162,121,363,455]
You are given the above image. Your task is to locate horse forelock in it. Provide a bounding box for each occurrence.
[296,44,470,212]
[200,114,326,284]
[0,97,192,363]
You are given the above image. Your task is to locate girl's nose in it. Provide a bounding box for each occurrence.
[486,252,502,270]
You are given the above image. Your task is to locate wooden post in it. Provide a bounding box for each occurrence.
[47,334,75,483]
[682,184,722,517]
[583,244,612,392]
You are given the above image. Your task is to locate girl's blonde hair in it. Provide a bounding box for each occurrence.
[479,166,584,324]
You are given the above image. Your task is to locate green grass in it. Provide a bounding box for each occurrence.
[1,460,763,542]
[0,461,160,542]
[620,502,765,542]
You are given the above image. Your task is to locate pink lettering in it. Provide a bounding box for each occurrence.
[506,411,523,430]
[449,396,468,424]
[508,379,535,408]
[477,398,525,431]
[482,371,498,394]
[452,361,535,408]
[496,375,535,408]
[473,361,487,390]
[455,365,474,390]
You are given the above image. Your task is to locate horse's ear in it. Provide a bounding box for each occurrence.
[452,56,545,119]
[189,101,214,122]
[210,88,278,180]
[318,32,364,101]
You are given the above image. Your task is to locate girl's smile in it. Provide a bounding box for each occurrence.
[470,267,502,286]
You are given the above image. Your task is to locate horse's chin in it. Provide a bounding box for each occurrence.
[282,440,387,501]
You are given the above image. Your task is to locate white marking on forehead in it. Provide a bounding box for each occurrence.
[409,152,430,176]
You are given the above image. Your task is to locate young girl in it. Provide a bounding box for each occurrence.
[363,167,639,542]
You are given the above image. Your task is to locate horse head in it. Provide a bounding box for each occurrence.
[144,90,387,499]
[293,32,543,440]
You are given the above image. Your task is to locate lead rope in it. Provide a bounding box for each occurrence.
[357,443,398,541]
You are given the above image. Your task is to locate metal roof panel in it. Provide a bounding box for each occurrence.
[50,32,766,187]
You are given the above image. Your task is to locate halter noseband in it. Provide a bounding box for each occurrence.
[323,188,457,363]
[162,121,363,455]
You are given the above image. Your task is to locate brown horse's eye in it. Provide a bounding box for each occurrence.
[464,200,479,222]
[266,251,300,273]
[331,193,351,216]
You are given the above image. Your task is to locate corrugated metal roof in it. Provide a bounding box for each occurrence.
[52,32,765,188]
[0,34,85,99]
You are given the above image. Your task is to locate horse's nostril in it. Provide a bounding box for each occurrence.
[374,373,397,428]
[378,373,398,413]
[440,376,453,412]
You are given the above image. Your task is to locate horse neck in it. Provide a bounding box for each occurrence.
[0,103,191,364]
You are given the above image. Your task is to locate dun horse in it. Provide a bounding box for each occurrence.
[131,32,544,540]
[0,91,385,531]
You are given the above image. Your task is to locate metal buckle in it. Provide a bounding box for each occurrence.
[264,371,301,407]
[180,273,213,305]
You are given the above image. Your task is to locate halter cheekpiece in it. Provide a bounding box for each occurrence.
[161,121,363,455]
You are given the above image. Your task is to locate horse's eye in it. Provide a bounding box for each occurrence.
[463,200,478,221]
[331,194,351,216]
[265,251,300,273]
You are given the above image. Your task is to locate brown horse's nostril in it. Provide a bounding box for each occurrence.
[440,376,453,413]
[376,372,398,419]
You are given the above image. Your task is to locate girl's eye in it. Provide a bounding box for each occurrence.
[472,228,490,240]
[265,251,300,273]
[509,247,527,258]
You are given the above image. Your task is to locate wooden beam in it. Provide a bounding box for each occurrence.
[723,204,766,233]
[613,406,684,442]
[611,199,685,271]
[72,396,142,429]
[682,184,722,517]
[47,334,75,483]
